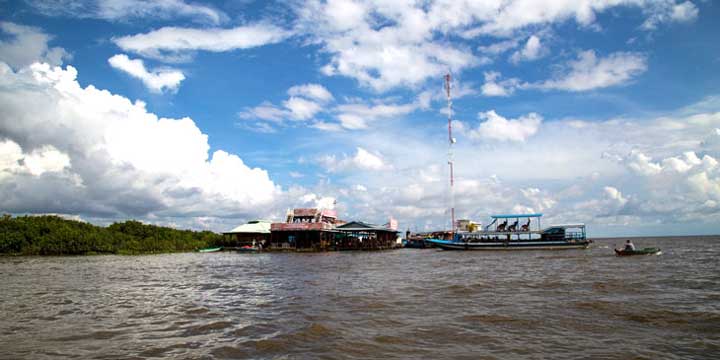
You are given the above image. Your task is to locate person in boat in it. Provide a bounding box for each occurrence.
[508,220,518,232]
[624,240,636,251]
[521,218,531,232]
[497,220,507,232]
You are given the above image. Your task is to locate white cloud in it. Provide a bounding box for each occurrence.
[335,101,418,130]
[535,50,647,91]
[311,121,344,132]
[480,71,520,97]
[604,186,628,206]
[626,150,662,176]
[113,24,290,62]
[477,38,520,55]
[108,54,185,93]
[287,84,334,102]
[0,62,280,223]
[299,193,337,210]
[467,110,542,142]
[671,1,699,22]
[283,97,323,120]
[291,1,694,91]
[0,141,70,178]
[320,147,389,172]
[239,84,334,129]
[510,35,545,64]
[237,102,287,123]
[26,0,226,25]
[0,22,70,69]
[642,0,699,30]
[296,0,479,91]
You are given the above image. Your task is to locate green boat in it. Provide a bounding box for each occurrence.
[614,247,661,256]
[198,247,223,253]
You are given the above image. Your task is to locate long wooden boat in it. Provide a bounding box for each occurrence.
[427,238,591,250]
[425,214,591,251]
[614,247,661,256]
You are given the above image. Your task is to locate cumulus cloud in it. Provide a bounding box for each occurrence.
[510,35,545,64]
[467,110,542,142]
[26,0,226,25]
[0,22,70,69]
[535,50,647,91]
[108,54,185,93]
[0,141,70,178]
[320,147,389,172]
[0,62,280,224]
[113,24,290,62]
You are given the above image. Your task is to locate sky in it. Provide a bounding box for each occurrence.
[1,0,719,237]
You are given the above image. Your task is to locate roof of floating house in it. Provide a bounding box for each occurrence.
[336,221,399,232]
[224,220,271,234]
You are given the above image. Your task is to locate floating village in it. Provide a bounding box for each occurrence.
[214,74,600,254]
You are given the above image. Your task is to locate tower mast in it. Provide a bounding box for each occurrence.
[444,73,456,234]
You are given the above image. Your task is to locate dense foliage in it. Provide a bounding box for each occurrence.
[0,215,223,255]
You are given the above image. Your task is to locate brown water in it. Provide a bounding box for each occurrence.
[1,236,719,359]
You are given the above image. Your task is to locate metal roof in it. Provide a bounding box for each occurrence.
[337,221,398,232]
[491,213,543,219]
[224,220,271,234]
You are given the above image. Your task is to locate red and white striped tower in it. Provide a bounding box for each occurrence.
[444,73,456,234]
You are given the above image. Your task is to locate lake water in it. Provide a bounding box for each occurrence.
[1,236,719,359]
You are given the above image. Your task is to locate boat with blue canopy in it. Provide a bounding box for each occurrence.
[425,214,591,250]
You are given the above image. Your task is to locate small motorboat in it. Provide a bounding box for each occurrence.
[198,247,223,253]
[237,245,260,253]
[614,247,661,256]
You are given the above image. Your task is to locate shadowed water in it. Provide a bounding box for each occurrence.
[1,236,719,359]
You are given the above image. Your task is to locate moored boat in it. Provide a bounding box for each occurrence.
[198,247,223,253]
[426,214,591,251]
[237,244,260,252]
[614,247,661,256]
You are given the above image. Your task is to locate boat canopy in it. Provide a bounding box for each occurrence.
[491,213,542,219]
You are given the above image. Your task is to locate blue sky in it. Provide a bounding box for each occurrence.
[1,0,719,236]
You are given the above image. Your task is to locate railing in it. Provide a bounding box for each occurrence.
[564,232,586,240]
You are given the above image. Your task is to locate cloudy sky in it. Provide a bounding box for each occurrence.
[1,0,719,236]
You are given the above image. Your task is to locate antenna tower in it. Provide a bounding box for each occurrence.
[444,73,456,234]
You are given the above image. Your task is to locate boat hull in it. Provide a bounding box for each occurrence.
[426,239,591,250]
[614,248,661,256]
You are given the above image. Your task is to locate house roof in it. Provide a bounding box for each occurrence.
[224,220,271,234]
[336,221,398,232]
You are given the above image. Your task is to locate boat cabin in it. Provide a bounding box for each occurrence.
[456,214,586,243]
[540,224,586,242]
